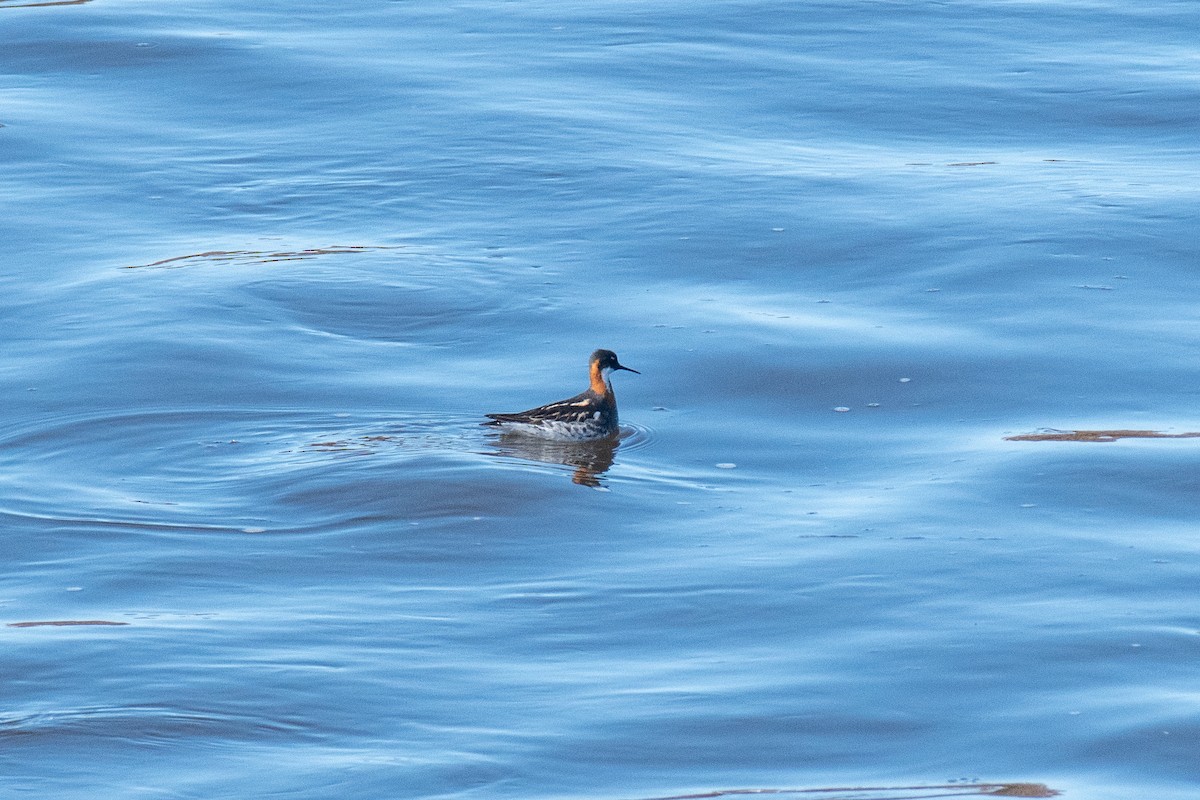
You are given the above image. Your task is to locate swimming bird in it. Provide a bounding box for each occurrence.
[484,349,639,441]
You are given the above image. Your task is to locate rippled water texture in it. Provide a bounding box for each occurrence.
[3,1,1199,798]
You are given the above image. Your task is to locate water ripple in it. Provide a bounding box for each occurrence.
[0,705,311,747]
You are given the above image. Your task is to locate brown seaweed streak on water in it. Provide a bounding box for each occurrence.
[303,435,396,456]
[8,620,129,628]
[1006,429,1200,443]
[125,245,399,270]
[0,0,91,6]
[632,783,1058,800]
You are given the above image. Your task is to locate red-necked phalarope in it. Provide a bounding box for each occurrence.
[484,349,639,441]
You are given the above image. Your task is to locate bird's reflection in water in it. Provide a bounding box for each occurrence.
[488,433,621,487]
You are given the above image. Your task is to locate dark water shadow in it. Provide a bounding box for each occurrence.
[1006,428,1200,442]
[0,0,92,7]
[633,783,1058,799]
[8,620,128,628]
[486,434,621,488]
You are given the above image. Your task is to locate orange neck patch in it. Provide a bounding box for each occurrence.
[589,362,611,397]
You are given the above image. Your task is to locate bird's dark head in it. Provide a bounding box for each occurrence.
[590,349,639,375]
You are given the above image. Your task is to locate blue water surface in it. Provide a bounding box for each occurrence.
[3,1,1200,798]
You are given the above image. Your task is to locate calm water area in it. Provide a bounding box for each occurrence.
[3,1,1199,798]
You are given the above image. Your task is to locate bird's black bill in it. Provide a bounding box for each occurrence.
[615,364,640,374]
